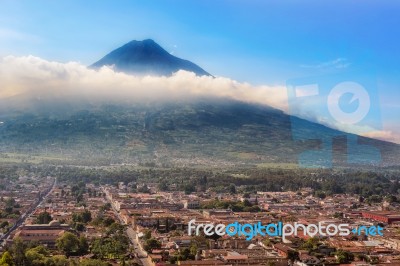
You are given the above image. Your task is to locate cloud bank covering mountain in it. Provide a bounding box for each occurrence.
[0,55,288,111]
[0,51,395,144]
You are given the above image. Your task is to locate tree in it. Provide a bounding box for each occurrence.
[190,245,197,256]
[287,250,299,263]
[181,248,191,260]
[144,238,161,253]
[0,221,9,229]
[228,184,236,194]
[138,185,150,193]
[11,237,27,266]
[0,251,13,266]
[99,203,111,212]
[202,176,208,185]
[158,181,168,191]
[335,250,354,264]
[56,232,80,256]
[389,180,400,194]
[243,199,252,207]
[72,210,92,224]
[81,210,92,223]
[76,193,84,203]
[35,211,52,224]
[74,222,85,232]
[103,217,115,227]
[184,184,195,195]
[4,207,13,214]
[5,198,15,208]
[301,237,320,251]
[333,212,343,219]
[314,191,326,199]
[78,236,89,255]
[91,239,108,259]
[386,195,398,203]
[262,238,271,247]
[165,218,170,231]
[91,235,129,259]
[106,223,125,236]
[143,230,152,240]
[190,235,207,249]
[25,245,49,266]
[72,213,81,223]
[49,255,69,266]
[357,254,369,262]
[168,256,177,264]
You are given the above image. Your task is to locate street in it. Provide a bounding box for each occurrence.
[1,177,57,246]
[127,227,153,266]
[102,187,153,266]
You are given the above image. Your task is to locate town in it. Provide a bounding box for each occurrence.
[0,169,399,266]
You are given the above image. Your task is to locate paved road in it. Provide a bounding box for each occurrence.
[127,228,153,266]
[102,187,153,266]
[1,177,57,246]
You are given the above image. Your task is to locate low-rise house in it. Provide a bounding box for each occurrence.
[12,220,71,248]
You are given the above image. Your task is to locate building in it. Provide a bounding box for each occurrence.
[183,200,200,209]
[203,209,232,218]
[12,221,71,248]
[362,211,400,224]
[273,243,295,258]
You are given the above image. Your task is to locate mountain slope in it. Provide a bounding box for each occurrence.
[90,39,211,76]
[0,99,398,167]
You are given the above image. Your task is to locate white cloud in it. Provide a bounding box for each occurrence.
[300,58,350,69]
[362,130,400,144]
[0,55,288,110]
[301,113,400,144]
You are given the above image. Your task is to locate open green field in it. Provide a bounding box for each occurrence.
[0,153,70,164]
[257,162,300,169]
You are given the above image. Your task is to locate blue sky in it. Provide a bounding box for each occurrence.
[0,0,399,141]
